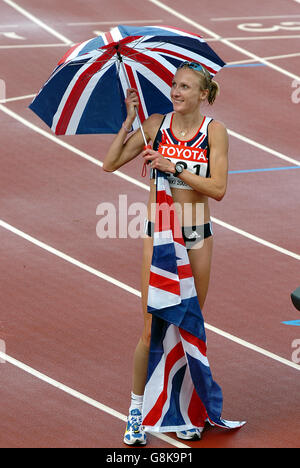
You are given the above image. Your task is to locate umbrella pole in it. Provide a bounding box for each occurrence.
[119,60,148,147]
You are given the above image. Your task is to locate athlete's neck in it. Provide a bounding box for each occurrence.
[173,110,204,133]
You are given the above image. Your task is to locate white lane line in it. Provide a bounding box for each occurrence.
[206,34,300,42]
[0,350,188,448]
[0,218,299,372]
[205,325,300,371]
[2,0,73,45]
[147,0,300,81]
[1,103,300,259]
[228,52,300,65]
[0,219,141,298]
[0,23,19,28]
[210,217,300,260]
[0,43,70,49]
[227,129,300,167]
[211,14,300,21]
[1,94,35,103]
[0,103,149,192]
[67,19,163,26]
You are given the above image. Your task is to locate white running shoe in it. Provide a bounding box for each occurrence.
[123,409,147,446]
[176,428,203,440]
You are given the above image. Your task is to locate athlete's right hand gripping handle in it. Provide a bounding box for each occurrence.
[141,145,152,177]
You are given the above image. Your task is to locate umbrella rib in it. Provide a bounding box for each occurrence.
[68,53,158,71]
[77,62,117,81]
[66,40,169,67]
[67,55,115,67]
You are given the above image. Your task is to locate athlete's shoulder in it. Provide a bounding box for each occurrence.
[208,119,228,138]
[143,113,165,130]
[146,113,165,124]
[143,113,166,141]
[208,119,227,132]
[207,119,229,151]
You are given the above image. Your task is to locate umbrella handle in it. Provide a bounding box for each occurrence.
[141,144,152,178]
[134,106,148,146]
[119,60,148,146]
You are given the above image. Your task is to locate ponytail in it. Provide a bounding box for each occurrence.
[208,79,220,105]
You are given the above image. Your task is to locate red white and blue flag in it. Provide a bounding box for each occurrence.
[142,171,245,432]
[29,25,225,135]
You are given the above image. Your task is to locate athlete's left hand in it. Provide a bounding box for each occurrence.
[142,148,175,173]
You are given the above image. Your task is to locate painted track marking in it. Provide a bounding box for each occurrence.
[211,15,300,21]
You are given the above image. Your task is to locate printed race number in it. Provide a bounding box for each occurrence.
[237,22,300,32]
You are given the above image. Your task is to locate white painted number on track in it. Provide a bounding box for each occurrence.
[238,22,300,32]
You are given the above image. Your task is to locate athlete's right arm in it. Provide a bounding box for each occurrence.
[102,88,162,172]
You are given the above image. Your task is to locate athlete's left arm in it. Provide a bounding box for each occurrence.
[175,120,229,201]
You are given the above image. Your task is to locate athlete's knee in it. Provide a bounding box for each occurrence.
[141,332,151,348]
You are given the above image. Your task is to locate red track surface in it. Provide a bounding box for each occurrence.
[0,0,300,448]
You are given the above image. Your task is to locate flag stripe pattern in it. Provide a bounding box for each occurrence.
[29,25,226,135]
[142,171,246,433]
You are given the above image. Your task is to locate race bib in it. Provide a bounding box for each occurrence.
[158,142,209,189]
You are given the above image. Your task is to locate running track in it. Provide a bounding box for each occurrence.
[0,0,300,448]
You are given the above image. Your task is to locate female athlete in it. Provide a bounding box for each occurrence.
[103,61,229,445]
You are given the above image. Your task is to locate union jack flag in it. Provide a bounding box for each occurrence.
[29,25,226,135]
[142,171,245,432]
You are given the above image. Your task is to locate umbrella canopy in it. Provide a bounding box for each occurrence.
[29,25,225,136]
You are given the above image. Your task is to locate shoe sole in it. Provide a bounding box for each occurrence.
[123,438,147,446]
[176,432,202,441]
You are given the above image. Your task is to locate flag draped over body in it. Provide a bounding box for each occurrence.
[142,170,245,433]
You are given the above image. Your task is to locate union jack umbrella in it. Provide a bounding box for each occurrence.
[29,25,226,138]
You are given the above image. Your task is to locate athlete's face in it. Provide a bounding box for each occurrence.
[171,68,208,113]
